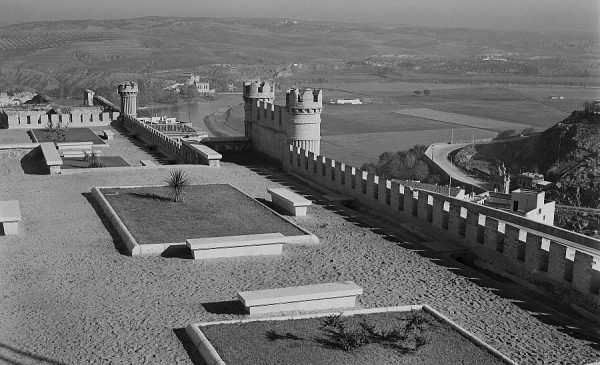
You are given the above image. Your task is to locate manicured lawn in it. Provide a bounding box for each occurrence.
[201,311,505,365]
[62,156,130,169]
[32,127,106,145]
[100,184,306,245]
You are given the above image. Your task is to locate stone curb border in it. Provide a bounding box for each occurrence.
[0,143,40,150]
[186,304,517,365]
[60,163,207,175]
[91,183,319,256]
[91,186,143,256]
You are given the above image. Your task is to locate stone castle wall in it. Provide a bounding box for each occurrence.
[283,145,600,317]
[0,110,120,129]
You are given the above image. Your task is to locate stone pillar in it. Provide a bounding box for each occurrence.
[345,166,356,195]
[432,197,447,229]
[403,188,415,216]
[378,179,390,206]
[417,191,430,222]
[366,173,377,202]
[335,162,345,188]
[84,89,95,106]
[524,233,544,274]
[503,225,521,262]
[448,203,464,239]
[484,217,504,252]
[324,158,335,189]
[465,211,480,246]
[547,241,568,283]
[572,251,595,293]
[390,182,401,213]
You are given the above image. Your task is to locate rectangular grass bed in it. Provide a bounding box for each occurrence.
[32,127,106,145]
[99,184,309,246]
[62,156,131,169]
[195,307,511,365]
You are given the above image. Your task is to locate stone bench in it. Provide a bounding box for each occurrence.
[186,233,285,259]
[39,142,63,175]
[102,129,114,140]
[140,159,155,166]
[267,188,312,216]
[57,142,95,158]
[0,200,21,235]
[237,281,363,315]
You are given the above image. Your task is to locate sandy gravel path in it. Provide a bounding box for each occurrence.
[0,153,598,364]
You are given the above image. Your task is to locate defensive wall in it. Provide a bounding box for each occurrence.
[0,109,119,129]
[243,81,322,162]
[282,145,600,318]
[122,114,220,165]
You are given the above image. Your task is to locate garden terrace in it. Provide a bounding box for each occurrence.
[31,127,107,145]
[94,183,317,255]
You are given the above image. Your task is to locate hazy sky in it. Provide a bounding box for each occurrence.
[2,0,599,33]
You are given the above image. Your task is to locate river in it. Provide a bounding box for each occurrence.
[151,94,243,136]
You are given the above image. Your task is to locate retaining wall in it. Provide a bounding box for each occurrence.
[283,145,600,317]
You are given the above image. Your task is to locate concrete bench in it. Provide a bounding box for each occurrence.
[267,188,312,216]
[39,142,63,175]
[57,142,94,158]
[237,281,363,315]
[186,233,285,259]
[0,200,21,235]
[140,159,155,166]
[102,129,114,140]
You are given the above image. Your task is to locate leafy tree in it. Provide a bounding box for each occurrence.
[413,90,422,95]
[423,89,431,96]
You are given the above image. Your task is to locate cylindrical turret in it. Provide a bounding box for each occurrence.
[118,81,139,117]
[285,88,322,155]
[83,89,95,107]
[242,81,274,139]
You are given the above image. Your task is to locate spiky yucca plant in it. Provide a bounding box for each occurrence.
[165,169,189,202]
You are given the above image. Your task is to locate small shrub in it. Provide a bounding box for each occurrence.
[496,129,517,139]
[165,169,190,202]
[84,150,104,168]
[423,89,431,95]
[320,313,344,330]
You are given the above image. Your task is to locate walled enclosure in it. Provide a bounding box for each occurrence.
[282,145,600,318]
[0,109,120,129]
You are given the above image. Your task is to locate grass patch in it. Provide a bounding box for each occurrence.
[61,156,130,169]
[32,127,106,145]
[100,184,306,245]
[201,311,505,365]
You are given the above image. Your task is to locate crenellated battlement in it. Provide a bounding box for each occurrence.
[117,81,138,95]
[286,88,322,112]
[242,81,274,100]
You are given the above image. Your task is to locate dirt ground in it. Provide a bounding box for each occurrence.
[0,141,599,364]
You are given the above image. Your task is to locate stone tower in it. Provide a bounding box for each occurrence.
[489,163,510,194]
[83,89,95,107]
[285,88,322,155]
[242,81,274,138]
[118,81,139,117]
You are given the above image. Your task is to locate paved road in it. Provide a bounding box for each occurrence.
[425,142,490,191]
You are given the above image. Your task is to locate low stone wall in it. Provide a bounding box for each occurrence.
[200,137,252,153]
[283,145,600,317]
[122,115,182,160]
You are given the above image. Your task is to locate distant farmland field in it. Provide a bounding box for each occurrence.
[393,108,534,132]
[321,128,497,167]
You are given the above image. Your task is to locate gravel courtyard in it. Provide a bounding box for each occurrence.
[0,150,599,364]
